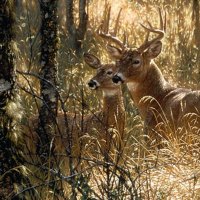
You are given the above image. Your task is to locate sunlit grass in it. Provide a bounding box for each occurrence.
[15,0,200,199]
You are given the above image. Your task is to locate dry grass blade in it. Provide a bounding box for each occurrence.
[15,0,200,199]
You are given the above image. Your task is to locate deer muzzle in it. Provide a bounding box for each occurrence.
[88,80,99,90]
[112,75,124,84]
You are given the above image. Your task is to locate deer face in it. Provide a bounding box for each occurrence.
[84,53,119,90]
[108,42,162,84]
[111,48,144,84]
[98,8,165,85]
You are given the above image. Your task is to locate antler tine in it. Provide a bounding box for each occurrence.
[138,8,165,53]
[104,6,111,34]
[144,29,150,43]
[140,24,164,39]
[164,10,167,32]
[97,6,126,50]
[159,7,167,32]
[114,8,122,36]
[158,7,163,30]
[123,31,127,45]
[137,22,150,52]
[98,31,126,50]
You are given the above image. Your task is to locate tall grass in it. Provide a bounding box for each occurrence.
[15,0,200,199]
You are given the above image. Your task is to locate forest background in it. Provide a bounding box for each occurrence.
[0,0,200,199]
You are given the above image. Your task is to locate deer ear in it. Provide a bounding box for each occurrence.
[146,41,162,59]
[83,53,101,69]
[107,45,122,59]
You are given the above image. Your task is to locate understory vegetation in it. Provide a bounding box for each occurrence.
[9,0,200,199]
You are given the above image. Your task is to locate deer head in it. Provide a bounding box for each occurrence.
[84,53,119,91]
[99,8,166,84]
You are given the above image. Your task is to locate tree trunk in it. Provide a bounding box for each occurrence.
[66,0,77,50]
[66,0,88,55]
[193,0,200,47]
[37,0,59,158]
[0,1,27,199]
[15,0,23,11]
[77,0,88,48]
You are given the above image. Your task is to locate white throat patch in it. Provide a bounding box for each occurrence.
[127,82,139,92]
[103,89,119,97]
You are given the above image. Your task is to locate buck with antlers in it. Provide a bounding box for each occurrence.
[26,53,125,159]
[99,9,200,145]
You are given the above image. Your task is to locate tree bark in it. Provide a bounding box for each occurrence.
[66,0,77,50]
[193,0,200,47]
[78,0,88,46]
[66,0,88,55]
[0,1,27,199]
[37,0,59,158]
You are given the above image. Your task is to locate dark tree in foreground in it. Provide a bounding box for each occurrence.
[37,0,59,160]
[66,0,88,55]
[0,1,27,199]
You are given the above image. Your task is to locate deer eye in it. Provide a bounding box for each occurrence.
[106,71,113,75]
[133,60,140,65]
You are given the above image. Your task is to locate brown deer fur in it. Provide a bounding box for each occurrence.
[25,53,125,160]
[113,51,200,130]
[103,10,200,146]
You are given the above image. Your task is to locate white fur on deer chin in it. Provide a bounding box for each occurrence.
[127,82,139,92]
[103,89,119,97]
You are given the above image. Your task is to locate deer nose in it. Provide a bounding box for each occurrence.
[88,80,97,89]
[112,75,123,84]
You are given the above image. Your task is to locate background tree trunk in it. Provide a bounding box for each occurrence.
[37,0,59,159]
[66,0,88,55]
[193,0,200,47]
[0,1,27,199]
[78,0,88,47]
[66,0,77,51]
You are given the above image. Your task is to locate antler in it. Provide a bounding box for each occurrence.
[138,8,166,53]
[97,4,126,51]
[98,32,126,50]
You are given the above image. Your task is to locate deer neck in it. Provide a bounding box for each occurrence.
[102,88,124,113]
[101,87,125,128]
[127,62,171,119]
